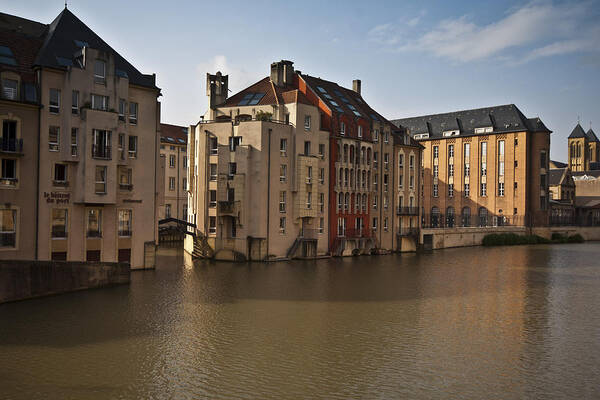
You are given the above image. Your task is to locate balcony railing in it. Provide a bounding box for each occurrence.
[397,206,419,216]
[0,137,23,153]
[87,230,102,238]
[398,227,419,236]
[92,144,111,160]
[421,213,525,229]
[343,228,373,238]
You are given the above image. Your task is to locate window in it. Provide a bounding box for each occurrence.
[448,144,454,158]
[87,209,102,237]
[498,182,505,196]
[94,60,106,82]
[279,217,286,234]
[128,136,138,158]
[280,138,287,156]
[0,208,17,247]
[54,163,67,184]
[129,102,138,124]
[481,182,487,197]
[409,175,414,189]
[409,155,414,169]
[49,88,60,113]
[540,151,547,169]
[95,166,107,194]
[319,143,325,157]
[2,79,17,100]
[433,146,439,159]
[91,94,109,111]
[228,162,236,179]
[118,210,132,237]
[340,121,345,136]
[279,191,286,212]
[92,129,111,159]
[372,217,378,231]
[464,164,470,177]
[229,136,241,151]
[319,217,324,234]
[306,192,312,209]
[338,217,346,236]
[448,164,454,177]
[51,209,68,238]
[515,138,518,146]
[433,165,438,178]
[540,195,546,210]
[165,204,172,218]
[384,153,389,169]
[540,174,546,188]
[209,216,216,234]
[209,137,218,155]
[2,120,17,152]
[72,90,79,114]
[514,182,518,189]
[207,190,216,208]
[169,155,176,167]
[433,183,438,197]
[304,115,311,130]
[183,156,187,168]
[118,99,126,121]
[304,141,311,156]
[49,126,60,151]
[374,129,379,142]
[464,143,470,159]
[398,154,404,169]
[319,168,325,184]
[279,164,287,183]
[119,167,132,189]
[384,132,389,143]
[464,183,470,197]
[384,217,388,231]
[373,195,378,209]
[1,158,16,183]
[319,192,324,213]
[448,183,454,197]
[71,128,78,156]
[306,166,312,184]
[358,125,363,138]
[209,164,217,180]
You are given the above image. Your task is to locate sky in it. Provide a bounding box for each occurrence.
[3,0,600,161]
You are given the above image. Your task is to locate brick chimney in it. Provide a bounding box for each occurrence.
[270,60,294,86]
[206,71,228,109]
[352,79,361,95]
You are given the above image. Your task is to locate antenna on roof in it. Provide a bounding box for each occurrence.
[577,115,581,124]
[65,0,68,8]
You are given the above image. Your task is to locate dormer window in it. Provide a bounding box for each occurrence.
[443,130,459,137]
[475,127,493,134]
[358,125,363,138]
[340,121,345,136]
[414,133,429,140]
[94,60,106,83]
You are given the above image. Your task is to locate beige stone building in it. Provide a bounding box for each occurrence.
[0,9,161,268]
[568,123,599,172]
[159,123,187,221]
[393,105,552,228]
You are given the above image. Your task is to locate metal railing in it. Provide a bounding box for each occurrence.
[421,213,526,229]
[397,206,419,216]
[0,137,23,153]
[550,214,600,227]
[92,144,111,159]
[398,227,419,236]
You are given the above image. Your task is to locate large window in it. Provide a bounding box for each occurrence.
[94,59,106,82]
[118,99,126,121]
[2,120,17,152]
[92,129,111,159]
[169,177,175,190]
[209,190,216,207]
[209,164,217,180]
[129,102,138,125]
[304,115,311,130]
[209,216,216,234]
[119,167,132,190]
[95,166,106,194]
[51,209,68,238]
[49,88,60,113]
[72,90,79,114]
[169,155,176,168]
[53,163,68,184]
[1,158,16,183]
[87,209,102,237]
[49,126,60,151]
[71,128,78,156]
[128,136,138,158]
[2,79,17,100]
[91,94,109,111]
[0,208,16,247]
[118,210,132,237]
[279,191,286,212]
[280,164,287,182]
[280,138,287,156]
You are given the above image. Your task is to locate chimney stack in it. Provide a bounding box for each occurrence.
[270,60,294,86]
[206,71,228,109]
[352,79,361,95]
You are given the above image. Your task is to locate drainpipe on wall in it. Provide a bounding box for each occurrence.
[266,128,272,259]
[34,69,42,260]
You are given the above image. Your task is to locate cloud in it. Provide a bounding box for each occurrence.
[369,1,600,65]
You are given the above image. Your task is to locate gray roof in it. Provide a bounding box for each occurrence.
[550,160,567,168]
[549,168,566,186]
[568,123,587,139]
[572,170,600,178]
[391,104,551,140]
[586,128,599,142]
[0,9,158,90]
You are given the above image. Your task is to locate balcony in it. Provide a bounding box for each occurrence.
[397,227,419,237]
[218,200,240,216]
[397,206,419,216]
[0,137,23,154]
[92,144,111,160]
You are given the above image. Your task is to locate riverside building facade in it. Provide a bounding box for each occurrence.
[186,60,422,260]
[0,9,161,268]
[159,123,188,221]
[393,105,552,229]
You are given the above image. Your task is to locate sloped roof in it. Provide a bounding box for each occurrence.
[0,12,47,37]
[219,77,312,108]
[160,123,187,145]
[32,8,157,89]
[549,168,566,186]
[0,22,44,81]
[586,128,599,142]
[392,104,551,140]
[568,123,587,139]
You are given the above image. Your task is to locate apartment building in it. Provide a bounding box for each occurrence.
[186,60,422,259]
[159,123,187,221]
[568,123,599,172]
[0,9,161,268]
[393,104,552,228]
[186,64,330,260]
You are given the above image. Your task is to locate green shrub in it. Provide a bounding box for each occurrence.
[483,233,550,246]
[551,232,565,241]
[567,234,584,243]
[255,110,272,121]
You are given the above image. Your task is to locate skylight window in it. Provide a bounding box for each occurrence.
[238,92,265,106]
[330,101,340,107]
[74,40,89,48]
[335,107,344,113]
[347,104,357,111]
[323,93,332,100]
[56,56,73,67]
[370,113,379,121]
[116,69,129,79]
[352,110,361,117]
[317,86,327,93]
[0,46,16,66]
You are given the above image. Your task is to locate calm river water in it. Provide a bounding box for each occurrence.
[1,243,600,399]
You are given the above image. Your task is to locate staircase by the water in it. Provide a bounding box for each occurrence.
[192,234,214,258]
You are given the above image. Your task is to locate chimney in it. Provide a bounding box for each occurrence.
[352,79,361,95]
[206,71,228,109]
[270,60,294,86]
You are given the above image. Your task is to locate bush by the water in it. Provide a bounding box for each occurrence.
[483,232,585,246]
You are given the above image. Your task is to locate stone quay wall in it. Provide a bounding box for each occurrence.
[0,260,130,303]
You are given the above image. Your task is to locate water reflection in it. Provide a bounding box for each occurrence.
[1,244,599,399]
